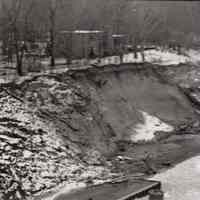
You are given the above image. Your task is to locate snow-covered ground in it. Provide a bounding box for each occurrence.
[42,182,86,200]
[144,50,189,65]
[104,50,188,66]
[102,49,200,66]
[187,49,200,65]
[136,155,200,200]
[148,155,200,200]
[83,49,192,66]
[131,111,173,142]
[1,49,200,85]
[40,49,192,68]
[77,50,190,66]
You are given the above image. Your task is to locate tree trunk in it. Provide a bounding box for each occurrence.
[177,45,181,55]
[14,46,24,76]
[50,53,55,67]
[134,47,138,59]
[133,38,138,59]
[16,58,23,76]
[50,29,55,67]
[66,32,72,66]
[49,3,56,68]
[13,25,24,76]
[141,46,145,62]
[16,44,25,76]
[68,58,72,65]
[120,53,123,64]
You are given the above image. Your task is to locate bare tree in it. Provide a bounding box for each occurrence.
[58,31,73,65]
[131,3,164,61]
[1,0,35,76]
[47,0,65,67]
[47,0,58,67]
[62,1,74,65]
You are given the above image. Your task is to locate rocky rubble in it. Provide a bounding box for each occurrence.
[0,74,112,200]
[0,63,199,200]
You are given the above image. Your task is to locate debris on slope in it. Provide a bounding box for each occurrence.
[0,75,112,200]
[131,111,174,142]
[0,62,198,199]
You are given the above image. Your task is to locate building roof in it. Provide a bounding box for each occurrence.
[112,34,127,38]
[60,30,104,34]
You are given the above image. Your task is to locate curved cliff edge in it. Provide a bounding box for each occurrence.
[0,63,199,199]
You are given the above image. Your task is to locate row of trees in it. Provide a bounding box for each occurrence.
[0,0,34,75]
[0,0,200,75]
[0,0,64,75]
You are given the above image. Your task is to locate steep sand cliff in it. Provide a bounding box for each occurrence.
[0,64,198,198]
[78,65,195,145]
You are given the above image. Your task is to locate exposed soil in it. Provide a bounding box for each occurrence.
[113,134,200,176]
[1,62,200,200]
[39,63,200,200]
[109,63,200,177]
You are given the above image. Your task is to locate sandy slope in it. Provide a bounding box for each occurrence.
[0,63,198,199]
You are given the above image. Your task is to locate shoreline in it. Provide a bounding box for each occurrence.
[36,134,200,200]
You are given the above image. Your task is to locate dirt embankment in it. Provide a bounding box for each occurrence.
[1,64,198,157]
[14,65,197,155]
[19,64,196,156]
[77,65,196,143]
[0,63,199,199]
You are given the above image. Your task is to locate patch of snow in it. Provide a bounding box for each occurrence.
[61,30,103,34]
[187,49,200,64]
[131,111,173,142]
[145,50,189,65]
[42,182,86,200]
[0,78,113,199]
[97,50,189,66]
[149,155,200,200]
[116,156,133,161]
[112,34,126,38]
[33,48,200,75]
[0,135,20,144]
[23,150,32,158]
[79,166,108,179]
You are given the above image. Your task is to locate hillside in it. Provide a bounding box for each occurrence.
[0,63,198,199]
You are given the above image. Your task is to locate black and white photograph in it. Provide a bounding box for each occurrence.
[0,0,200,199]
